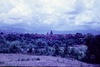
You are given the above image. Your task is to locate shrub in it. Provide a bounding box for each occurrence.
[0,41,10,53]
[63,44,69,57]
[0,61,4,64]
[27,48,33,54]
[45,47,55,56]
[59,47,65,57]
[67,45,87,60]
[9,41,22,53]
[35,58,40,60]
[53,45,60,56]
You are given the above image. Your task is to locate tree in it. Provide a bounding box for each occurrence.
[63,44,68,57]
[9,45,21,53]
[84,34,100,63]
[53,44,60,56]
[27,48,33,54]
[92,35,100,63]
[50,31,53,35]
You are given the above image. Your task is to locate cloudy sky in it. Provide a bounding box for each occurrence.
[0,0,100,33]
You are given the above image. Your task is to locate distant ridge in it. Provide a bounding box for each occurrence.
[53,30,100,35]
[0,27,100,35]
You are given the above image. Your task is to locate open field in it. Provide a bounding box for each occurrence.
[0,54,99,67]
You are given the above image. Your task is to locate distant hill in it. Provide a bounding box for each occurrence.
[0,26,100,35]
[53,30,100,35]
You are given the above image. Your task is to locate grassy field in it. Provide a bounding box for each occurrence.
[0,54,99,67]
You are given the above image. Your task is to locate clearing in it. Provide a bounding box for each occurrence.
[0,54,99,67]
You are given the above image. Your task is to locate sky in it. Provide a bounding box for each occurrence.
[0,0,100,33]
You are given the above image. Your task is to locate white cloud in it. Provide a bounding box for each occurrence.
[0,0,100,31]
[8,4,31,17]
[75,10,94,25]
[0,0,32,24]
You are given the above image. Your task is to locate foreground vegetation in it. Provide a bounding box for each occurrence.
[0,31,100,64]
[1,54,99,66]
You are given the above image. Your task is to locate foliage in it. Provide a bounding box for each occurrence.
[0,32,100,63]
[84,34,100,63]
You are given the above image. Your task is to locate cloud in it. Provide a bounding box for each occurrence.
[0,0,32,25]
[0,0,100,32]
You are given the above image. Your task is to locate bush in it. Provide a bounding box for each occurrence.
[27,48,33,54]
[0,41,10,53]
[0,48,10,53]
[0,61,4,64]
[67,45,87,60]
[9,41,22,53]
[63,44,69,57]
[53,45,60,56]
